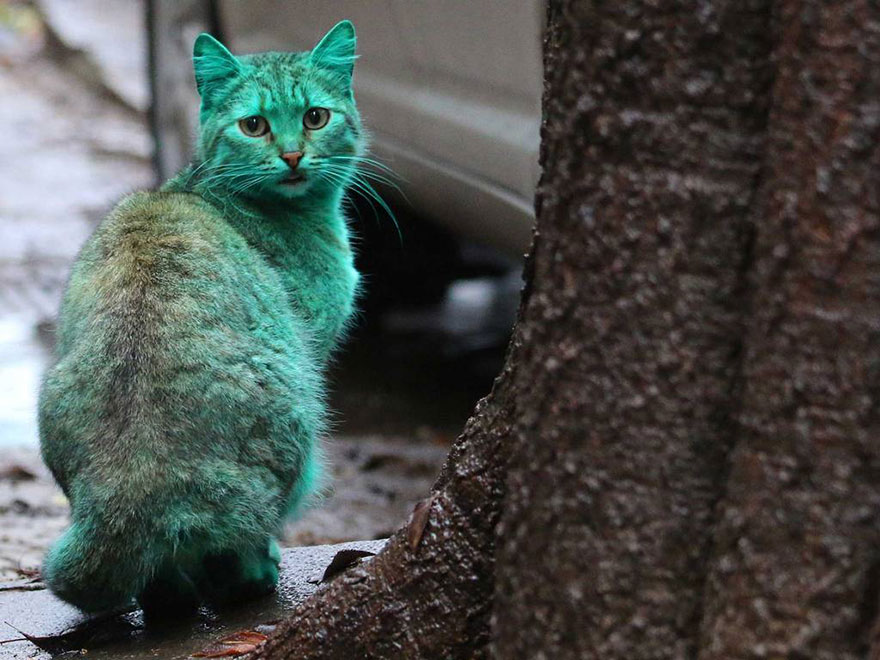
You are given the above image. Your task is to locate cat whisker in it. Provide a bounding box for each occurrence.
[325,154,400,178]
[318,166,401,242]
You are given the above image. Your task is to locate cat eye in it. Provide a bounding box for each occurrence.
[303,107,331,130]
[239,115,270,137]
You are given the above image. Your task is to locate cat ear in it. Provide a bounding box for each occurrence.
[311,20,357,79]
[193,33,242,99]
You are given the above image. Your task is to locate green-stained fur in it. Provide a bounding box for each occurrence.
[38,21,363,614]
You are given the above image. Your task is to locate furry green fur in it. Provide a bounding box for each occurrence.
[38,21,362,614]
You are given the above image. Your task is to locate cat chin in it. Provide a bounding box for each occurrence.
[274,179,313,198]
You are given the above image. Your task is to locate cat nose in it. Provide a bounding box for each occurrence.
[281,151,303,170]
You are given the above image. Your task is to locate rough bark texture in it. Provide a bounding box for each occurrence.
[256,1,880,658]
[698,3,880,658]
[492,2,772,656]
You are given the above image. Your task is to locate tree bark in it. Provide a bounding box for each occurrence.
[492,1,772,656]
[255,1,880,658]
[698,3,880,658]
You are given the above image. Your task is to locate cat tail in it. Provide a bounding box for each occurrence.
[43,519,154,613]
[284,440,326,519]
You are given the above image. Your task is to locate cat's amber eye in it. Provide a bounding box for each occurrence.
[303,107,331,130]
[239,116,270,137]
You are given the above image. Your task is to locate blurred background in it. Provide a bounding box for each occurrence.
[0,0,541,578]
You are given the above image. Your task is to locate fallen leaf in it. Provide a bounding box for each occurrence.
[16,566,40,579]
[407,495,436,550]
[191,630,268,657]
[310,549,376,585]
[2,608,139,654]
[0,577,44,592]
[8,628,67,655]
[0,465,36,482]
[2,624,82,655]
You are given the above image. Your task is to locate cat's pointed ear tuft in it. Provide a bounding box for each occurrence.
[193,33,241,99]
[311,20,357,79]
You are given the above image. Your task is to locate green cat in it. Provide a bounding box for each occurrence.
[38,21,363,614]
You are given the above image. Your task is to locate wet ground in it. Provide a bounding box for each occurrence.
[0,0,152,450]
[0,539,387,659]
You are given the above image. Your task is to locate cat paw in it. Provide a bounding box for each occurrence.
[196,540,280,606]
[138,567,201,621]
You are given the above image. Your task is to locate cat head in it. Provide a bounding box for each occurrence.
[191,21,364,201]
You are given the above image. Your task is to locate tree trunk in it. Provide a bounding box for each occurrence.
[697,3,880,657]
[256,1,880,658]
[492,1,772,656]
[146,0,222,181]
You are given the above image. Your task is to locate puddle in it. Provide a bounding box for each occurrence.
[0,317,49,448]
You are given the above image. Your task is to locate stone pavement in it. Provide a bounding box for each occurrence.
[0,539,387,659]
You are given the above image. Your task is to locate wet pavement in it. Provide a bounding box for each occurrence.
[0,320,51,451]
[0,539,386,659]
